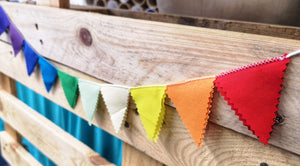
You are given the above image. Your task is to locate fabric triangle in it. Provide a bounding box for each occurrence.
[78,79,101,126]
[57,70,79,109]
[23,41,39,76]
[0,6,10,35]
[9,23,24,56]
[101,85,130,133]
[38,56,57,92]
[130,86,166,142]
[166,78,215,147]
[215,56,290,144]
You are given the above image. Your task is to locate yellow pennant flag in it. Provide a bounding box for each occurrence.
[130,86,167,142]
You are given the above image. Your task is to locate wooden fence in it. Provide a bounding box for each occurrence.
[0,1,299,165]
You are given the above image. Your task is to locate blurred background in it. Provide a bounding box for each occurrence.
[6,0,300,26]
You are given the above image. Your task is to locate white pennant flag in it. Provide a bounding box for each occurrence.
[78,79,101,125]
[101,85,130,133]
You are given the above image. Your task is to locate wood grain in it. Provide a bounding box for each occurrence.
[0,131,42,166]
[0,2,299,155]
[0,41,299,165]
[122,142,163,166]
[0,89,114,166]
[71,5,300,40]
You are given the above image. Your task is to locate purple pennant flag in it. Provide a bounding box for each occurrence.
[0,6,10,35]
[9,23,24,56]
[38,56,58,92]
[23,40,39,76]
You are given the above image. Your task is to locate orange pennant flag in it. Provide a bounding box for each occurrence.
[166,77,215,147]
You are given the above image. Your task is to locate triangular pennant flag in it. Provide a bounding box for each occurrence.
[78,79,101,125]
[57,70,79,109]
[9,23,24,56]
[101,85,130,133]
[38,56,57,92]
[0,6,10,35]
[166,78,215,147]
[215,56,290,144]
[23,41,39,76]
[130,86,166,142]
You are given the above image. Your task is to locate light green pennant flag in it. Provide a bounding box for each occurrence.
[130,86,166,142]
[78,79,101,125]
[57,70,79,109]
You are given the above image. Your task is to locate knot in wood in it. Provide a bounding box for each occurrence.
[79,28,92,46]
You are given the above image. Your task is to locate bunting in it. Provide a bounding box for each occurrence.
[130,86,166,142]
[0,6,10,35]
[23,41,39,76]
[78,79,101,125]
[166,78,215,147]
[101,85,130,133]
[57,70,79,109]
[9,23,24,56]
[215,56,289,144]
[1,6,299,147]
[38,56,57,92]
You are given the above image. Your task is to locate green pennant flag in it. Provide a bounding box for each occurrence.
[78,79,102,125]
[130,86,166,142]
[57,70,79,109]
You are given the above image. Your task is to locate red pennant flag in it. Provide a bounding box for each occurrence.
[215,55,289,144]
[166,78,215,147]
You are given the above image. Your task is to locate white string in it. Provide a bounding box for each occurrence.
[286,49,300,58]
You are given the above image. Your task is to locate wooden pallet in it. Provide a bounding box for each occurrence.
[0,1,299,165]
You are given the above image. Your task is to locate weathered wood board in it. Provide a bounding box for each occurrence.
[0,131,42,166]
[122,142,163,166]
[0,89,114,166]
[0,41,299,165]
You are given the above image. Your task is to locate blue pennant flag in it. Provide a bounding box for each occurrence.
[38,56,58,92]
[0,6,10,35]
[23,41,39,76]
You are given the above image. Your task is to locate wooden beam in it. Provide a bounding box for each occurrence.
[0,2,299,155]
[122,142,163,166]
[0,42,299,165]
[2,2,300,86]
[0,131,42,166]
[37,0,70,8]
[0,90,114,166]
[71,5,300,40]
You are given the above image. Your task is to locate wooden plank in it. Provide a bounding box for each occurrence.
[2,2,300,86]
[0,90,114,166]
[0,42,299,165]
[71,5,300,40]
[37,0,70,8]
[0,131,42,166]
[0,2,299,155]
[122,142,163,166]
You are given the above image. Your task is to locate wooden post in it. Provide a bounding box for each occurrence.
[37,0,70,8]
[0,73,22,143]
